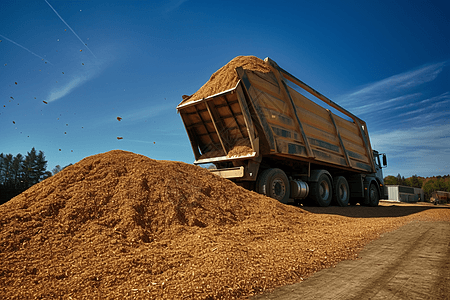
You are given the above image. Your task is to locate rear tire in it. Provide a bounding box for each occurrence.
[256,168,290,204]
[308,173,332,207]
[366,183,380,207]
[333,176,349,207]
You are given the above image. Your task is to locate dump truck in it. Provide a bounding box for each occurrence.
[176,56,387,207]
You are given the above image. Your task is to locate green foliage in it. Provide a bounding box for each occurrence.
[405,174,423,188]
[423,180,435,200]
[384,173,446,201]
[421,177,450,200]
[384,175,398,185]
[0,148,53,204]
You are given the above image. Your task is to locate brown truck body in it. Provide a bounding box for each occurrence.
[177,57,386,206]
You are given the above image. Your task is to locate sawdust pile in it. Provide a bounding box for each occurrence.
[227,146,254,158]
[180,56,271,105]
[227,140,254,158]
[1,150,450,300]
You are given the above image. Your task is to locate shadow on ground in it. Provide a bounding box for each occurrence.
[299,202,450,218]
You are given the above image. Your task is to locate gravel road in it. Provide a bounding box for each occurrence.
[252,218,450,300]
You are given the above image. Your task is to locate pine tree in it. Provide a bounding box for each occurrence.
[1,148,52,204]
[3,154,13,187]
[396,173,404,185]
[410,174,422,188]
[52,165,63,175]
[11,153,24,189]
[22,147,37,188]
[0,153,4,184]
[35,150,48,183]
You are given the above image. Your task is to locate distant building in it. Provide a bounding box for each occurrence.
[385,185,424,203]
[431,191,450,204]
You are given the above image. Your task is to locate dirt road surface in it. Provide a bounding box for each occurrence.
[252,203,450,300]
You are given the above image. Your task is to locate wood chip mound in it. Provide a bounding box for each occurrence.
[227,146,253,158]
[1,150,449,299]
[179,56,271,105]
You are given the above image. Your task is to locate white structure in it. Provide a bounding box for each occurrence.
[385,185,424,202]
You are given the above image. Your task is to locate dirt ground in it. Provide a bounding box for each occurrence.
[1,150,449,299]
[252,202,450,300]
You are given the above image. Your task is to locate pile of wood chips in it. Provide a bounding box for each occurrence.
[1,150,449,299]
[179,56,271,105]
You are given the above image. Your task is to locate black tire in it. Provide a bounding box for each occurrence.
[256,168,290,204]
[308,173,332,207]
[366,183,380,207]
[333,176,349,207]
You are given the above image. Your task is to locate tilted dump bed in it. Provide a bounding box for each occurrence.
[177,56,376,176]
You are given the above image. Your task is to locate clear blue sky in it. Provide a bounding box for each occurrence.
[1,0,449,178]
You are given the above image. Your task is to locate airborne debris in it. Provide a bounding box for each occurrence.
[43,101,48,104]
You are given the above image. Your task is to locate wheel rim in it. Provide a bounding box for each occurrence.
[370,185,378,202]
[319,180,330,200]
[272,178,286,200]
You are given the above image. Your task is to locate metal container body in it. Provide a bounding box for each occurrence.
[177,58,376,176]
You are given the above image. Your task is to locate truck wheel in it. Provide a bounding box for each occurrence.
[366,183,379,207]
[333,176,349,207]
[309,173,332,207]
[256,168,290,204]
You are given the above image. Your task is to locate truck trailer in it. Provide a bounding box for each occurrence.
[177,56,387,207]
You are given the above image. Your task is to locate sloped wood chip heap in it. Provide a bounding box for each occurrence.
[1,150,449,299]
[179,55,271,105]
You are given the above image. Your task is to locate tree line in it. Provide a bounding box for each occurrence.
[0,147,52,205]
[384,173,450,201]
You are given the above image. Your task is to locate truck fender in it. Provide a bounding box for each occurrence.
[309,169,332,183]
[364,177,381,197]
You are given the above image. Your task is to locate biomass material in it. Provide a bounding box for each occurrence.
[180,56,271,105]
[227,146,253,158]
[1,150,449,299]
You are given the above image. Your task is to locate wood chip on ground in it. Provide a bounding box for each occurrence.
[1,150,449,299]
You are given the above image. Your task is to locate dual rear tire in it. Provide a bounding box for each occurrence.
[308,174,333,207]
[333,176,350,207]
[256,168,377,207]
[306,174,350,207]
